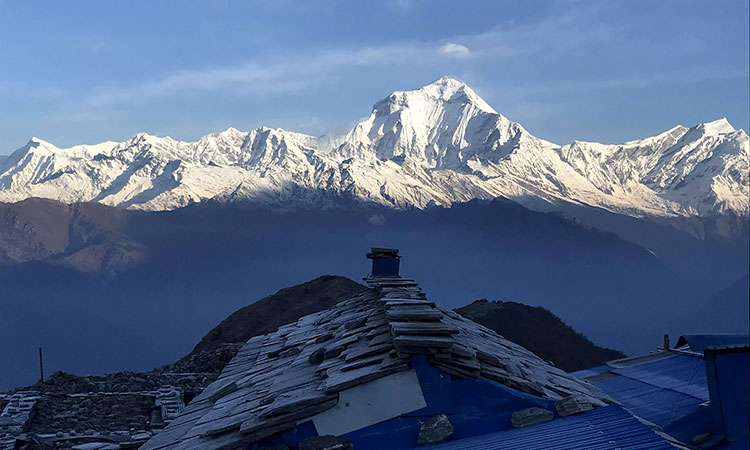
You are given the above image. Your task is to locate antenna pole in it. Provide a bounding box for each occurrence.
[38,347,44,383]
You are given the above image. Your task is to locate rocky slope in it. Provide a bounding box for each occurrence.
[174,275,368,372]
[455,299,625,372]
[0,198,147,276]
[1,78,747,221]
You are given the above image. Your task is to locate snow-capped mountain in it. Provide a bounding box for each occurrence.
[0,77,747,218]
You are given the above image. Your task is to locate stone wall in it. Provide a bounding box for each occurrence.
[24,394,154,434]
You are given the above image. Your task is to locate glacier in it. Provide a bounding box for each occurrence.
[0,77,747,218]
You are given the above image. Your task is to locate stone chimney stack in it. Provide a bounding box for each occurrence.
[366,248,401,277]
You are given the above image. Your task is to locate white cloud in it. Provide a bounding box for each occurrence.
[387,0,415,13]
[367,214,386,225]
[438,42,470,59]
[86,44,435,107]
[78,3,747,114]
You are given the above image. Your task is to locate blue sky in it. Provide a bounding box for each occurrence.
[1,0,748,152]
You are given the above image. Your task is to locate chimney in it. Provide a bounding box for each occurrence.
[663,334,670,351]
[366,248,401,277]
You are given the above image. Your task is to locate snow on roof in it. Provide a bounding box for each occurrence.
[142,276,609,450]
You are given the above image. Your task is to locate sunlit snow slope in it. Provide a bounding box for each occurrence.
[1,77,747,218]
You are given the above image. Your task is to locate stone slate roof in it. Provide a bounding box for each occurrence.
[142,276,609,450]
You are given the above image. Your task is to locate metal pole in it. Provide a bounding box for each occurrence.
[38,347,44,383]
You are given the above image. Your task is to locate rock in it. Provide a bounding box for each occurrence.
[692,433,712,446]
[279,347,302,358]
[323,346,345,359]
[309,348,326,365]
[417,414,454,446]
[299,435,353,450]
[511,407,554,428]
[344,317,366,330]
[316,333,334,343]
[554,395,594,417]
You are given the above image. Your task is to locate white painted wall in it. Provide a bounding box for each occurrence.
[312,369,426,436]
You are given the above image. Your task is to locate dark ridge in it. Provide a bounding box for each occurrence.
[172,275,368,372]
[455,299,625,372]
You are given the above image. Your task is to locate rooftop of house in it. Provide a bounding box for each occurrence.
[674,334,750,354]
[571,334,750,450]
[405,404,674,450]
[141,271,613,450]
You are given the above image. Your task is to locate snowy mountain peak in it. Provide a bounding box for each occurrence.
[698,117,735,134]
[334,77,523,167]
[0,79,747,220]
[220,126,242,136]
[24,137,58,153]
[374,77,497,115]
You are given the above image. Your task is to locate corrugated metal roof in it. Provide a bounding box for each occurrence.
[612,354,708,401]
[675,334,749,353]
[411,405,673,450]
[579,353,712,443]
[593,372,711,442]
[578,346,749,448]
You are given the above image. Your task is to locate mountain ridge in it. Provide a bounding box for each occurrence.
[1,194,745,390]
[1,77,747,221]
[455,299,626,372]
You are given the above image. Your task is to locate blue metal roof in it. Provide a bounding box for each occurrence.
[411,405,673,450]
[675,334,750,353]
[579,353,715,444]
[612,354,708,401]
[577,346,749,449]
[593,370,711,443]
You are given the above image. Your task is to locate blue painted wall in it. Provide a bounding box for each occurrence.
[372,258,400,276]
[250,357,556,450]
[705,347,749,443]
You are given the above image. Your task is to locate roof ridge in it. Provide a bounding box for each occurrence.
[366,276,609,400]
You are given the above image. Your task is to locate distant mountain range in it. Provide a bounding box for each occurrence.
[1,77,747,222]
[0,196,675,390]
[2,194,746,390]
